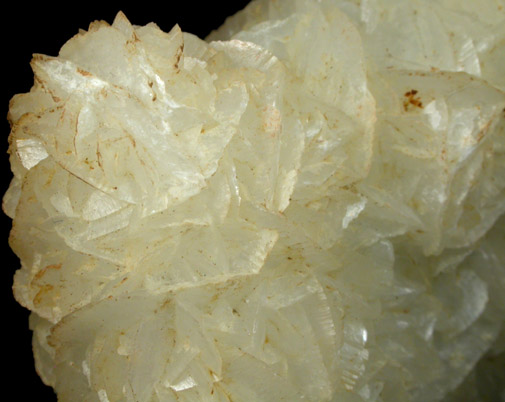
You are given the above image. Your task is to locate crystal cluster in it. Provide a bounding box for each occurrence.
[5,1,505,401]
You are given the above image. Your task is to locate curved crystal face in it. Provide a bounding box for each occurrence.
[4,1,505,401]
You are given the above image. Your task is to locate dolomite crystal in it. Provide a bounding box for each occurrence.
[5,0,505,401]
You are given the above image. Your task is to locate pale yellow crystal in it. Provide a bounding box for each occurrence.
[5,1,505,401]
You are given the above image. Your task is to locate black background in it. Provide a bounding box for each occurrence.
[2,1,250,400]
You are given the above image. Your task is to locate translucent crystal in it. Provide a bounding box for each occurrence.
[5,1,505,401]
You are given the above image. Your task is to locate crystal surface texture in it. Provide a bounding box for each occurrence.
[5,1,505,401]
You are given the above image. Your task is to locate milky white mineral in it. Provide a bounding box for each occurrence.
[5,0,505,401]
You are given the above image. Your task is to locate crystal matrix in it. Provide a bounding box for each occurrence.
[5,1,505,401]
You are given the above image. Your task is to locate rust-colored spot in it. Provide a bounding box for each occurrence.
[77,68,92,77]
[174,43,184,70]
[96,149,103,169]
[34,263,62,280]
[34,284,54,305]
[403,89,423,111]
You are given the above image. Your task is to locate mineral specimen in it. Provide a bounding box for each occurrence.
[5,0,505,401]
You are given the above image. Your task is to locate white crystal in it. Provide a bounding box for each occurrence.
[5,1,505,401]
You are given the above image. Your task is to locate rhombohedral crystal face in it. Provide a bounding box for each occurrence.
[5,0,505,401]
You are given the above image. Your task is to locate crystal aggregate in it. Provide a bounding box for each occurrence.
[4,0,505,400]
